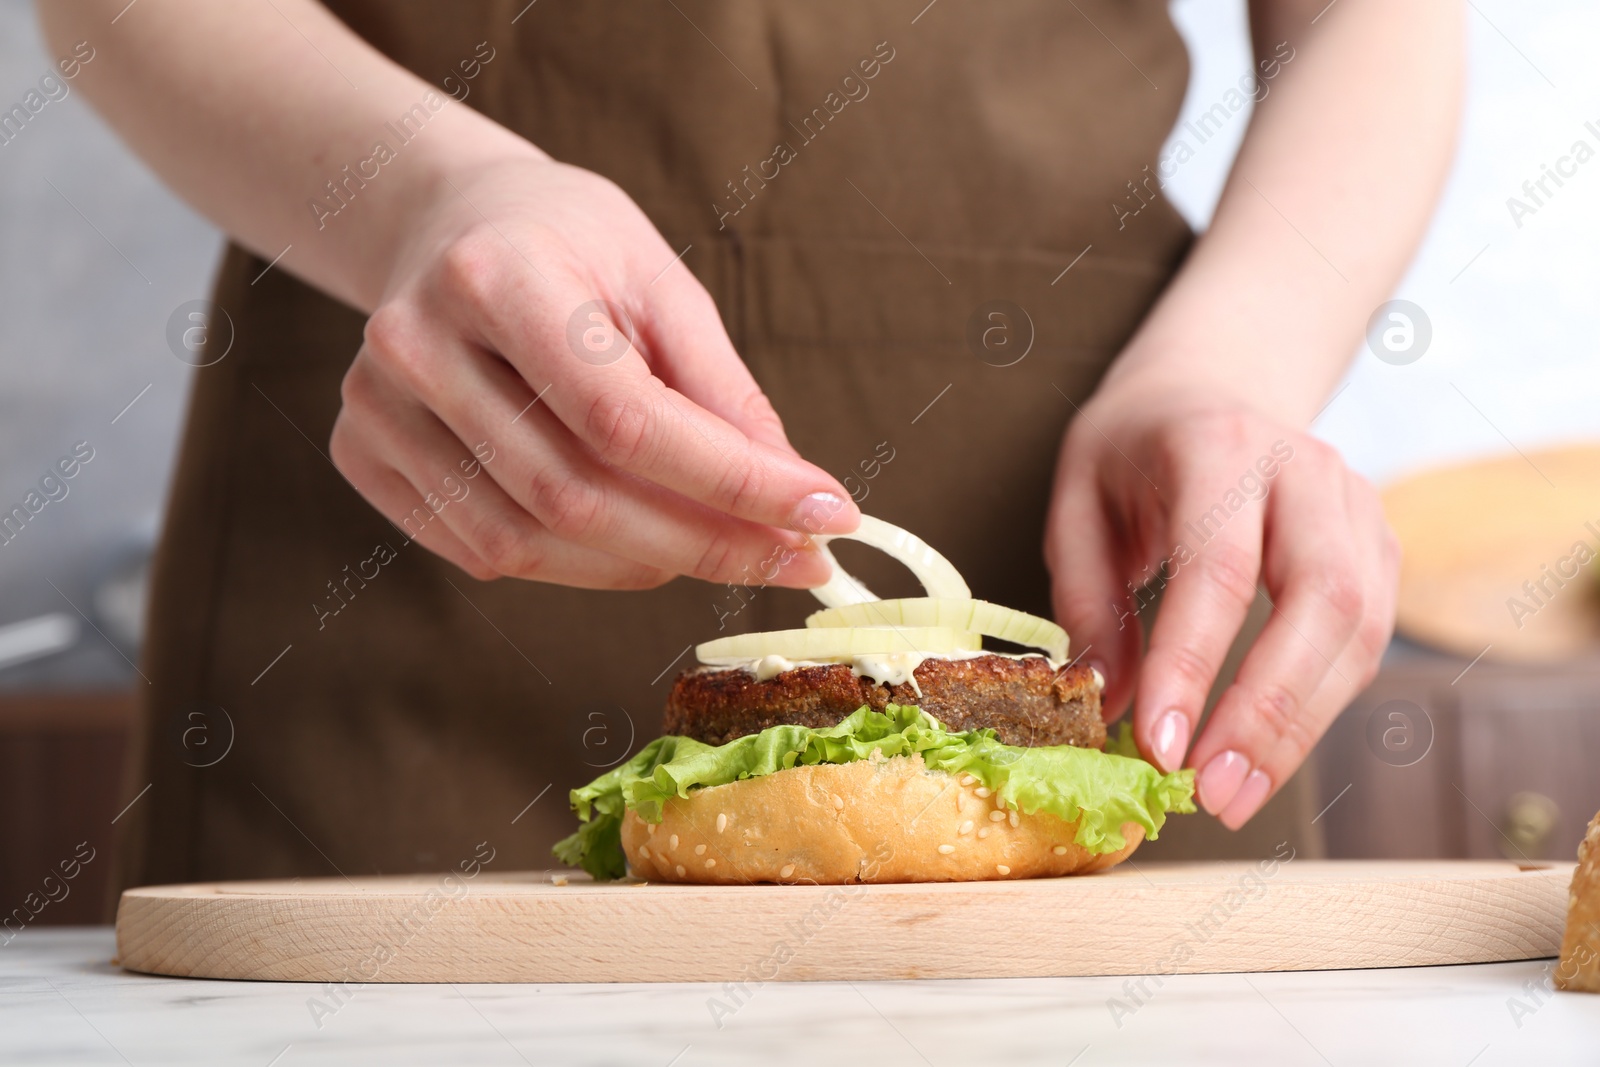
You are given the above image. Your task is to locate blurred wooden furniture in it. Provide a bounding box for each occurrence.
[1312,648,1600,863]
[0,691,132,925]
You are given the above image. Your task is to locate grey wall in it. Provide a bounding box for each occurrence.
[0,0,219,688]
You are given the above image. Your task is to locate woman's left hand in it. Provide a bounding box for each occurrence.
[1046,377,1400,828]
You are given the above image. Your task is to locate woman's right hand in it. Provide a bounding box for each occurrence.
[330,150,859,588]
[39,0,853,591]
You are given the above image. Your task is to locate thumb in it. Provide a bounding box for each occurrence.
[1048,468,1144,723]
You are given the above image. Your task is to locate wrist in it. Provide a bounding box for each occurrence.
[1093,336,1341,429]
[349,107,547,310]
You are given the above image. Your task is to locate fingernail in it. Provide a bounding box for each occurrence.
[1196,750,1249,815]
[1150,710,1189,773]
[788,492,857,534]
[1219,770,1273,830]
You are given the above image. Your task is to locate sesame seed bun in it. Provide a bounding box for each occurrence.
[619,753,1144,885]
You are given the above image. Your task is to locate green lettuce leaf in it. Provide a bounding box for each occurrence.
[553,704,1195,881]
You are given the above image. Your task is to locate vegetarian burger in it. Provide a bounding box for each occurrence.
[555,518,1194,885]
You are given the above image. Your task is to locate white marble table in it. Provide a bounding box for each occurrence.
[4,928,1597,1066]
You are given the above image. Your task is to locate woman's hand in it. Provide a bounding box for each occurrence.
[1047,379,1399,828]
[39,0,857,590]
[1040,0,1458,831]
[330,151,858,588]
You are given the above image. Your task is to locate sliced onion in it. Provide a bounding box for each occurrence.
[806,598,1069,662]
[809,515,971,608]
[696,626,981,666]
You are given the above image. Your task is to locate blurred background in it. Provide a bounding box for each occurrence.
[2,0,1598,918]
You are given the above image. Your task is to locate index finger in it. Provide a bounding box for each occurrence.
[462,261,859,535]
[639,259,798,455]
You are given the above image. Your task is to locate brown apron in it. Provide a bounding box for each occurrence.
[115,0,1201,893]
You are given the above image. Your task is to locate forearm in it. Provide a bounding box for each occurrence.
[37,0,535,312]
[1100,0,1463,423]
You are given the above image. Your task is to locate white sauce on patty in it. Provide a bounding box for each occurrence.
[729,649,1089,696]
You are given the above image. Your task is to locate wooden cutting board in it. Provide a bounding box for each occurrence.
[116,860,1572,983]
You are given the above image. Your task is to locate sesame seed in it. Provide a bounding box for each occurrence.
[832,794,844,810]
[669,834,679,850]
[705,858,716,869]
[996,864,1011,876]
[716,813,727,833]
[989,810,1007,822]
[1053,845,1069,855]
[1009,811,1020,828]
[937,844,955,855]
[695,844,707,856]
[646,823,657,836]
[780,863,796,879]
[960,774,975,786]
[957,794,966,812]
[959,820,974,835]
[639,846,651,859]
[675,864,686,877]
[974,786,991,798]
[978,827,991,839]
